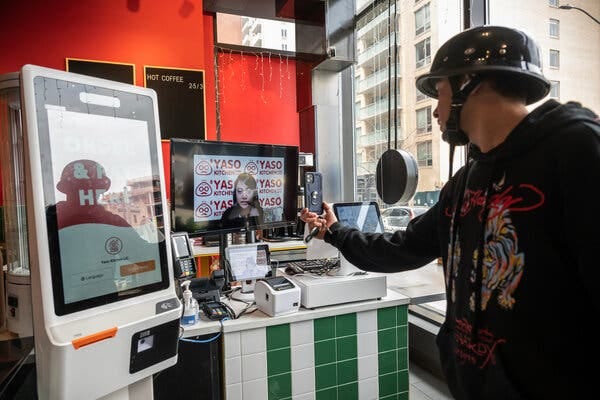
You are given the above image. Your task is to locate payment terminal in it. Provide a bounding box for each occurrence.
[171,232,197,280]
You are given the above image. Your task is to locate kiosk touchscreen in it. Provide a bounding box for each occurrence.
[20,65,182,400]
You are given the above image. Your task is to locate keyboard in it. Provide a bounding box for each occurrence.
[284,258,340,275]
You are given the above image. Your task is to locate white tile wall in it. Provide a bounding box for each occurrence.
[225,356,242,385]
[357,310,377,333]
[357,331,378,358]
[290,320,314,346]
[241,327,266,355]
[291,367,315,396]
[226,383,242,400]
[358,310,380,400]
[242,352,267,382]
[358,354,378,380]
[358,376,379,400]
[294,392,316,400]
[291,343,314,371]
[242,378,268,400]
[224,331,241,358]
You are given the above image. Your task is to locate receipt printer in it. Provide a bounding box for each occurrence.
[254,277,301,317]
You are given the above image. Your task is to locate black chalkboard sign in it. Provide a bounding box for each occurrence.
[66,58,135,84]
[143,66,206,140]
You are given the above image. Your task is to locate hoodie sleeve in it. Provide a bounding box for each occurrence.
[558,119,600,310]
[324,202,442,272]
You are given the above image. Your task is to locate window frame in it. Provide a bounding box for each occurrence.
[416,106,432,134]
[415,37,431,68]
[549,18,560,38]
[549,49,560,68]
[415,3,431,36]
[550,80,560,98]
[417,141,433,167]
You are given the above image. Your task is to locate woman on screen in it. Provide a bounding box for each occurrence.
[221,173,264,222]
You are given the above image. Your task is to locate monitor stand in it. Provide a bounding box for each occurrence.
[245,230,257,244]
[231,279,256,302]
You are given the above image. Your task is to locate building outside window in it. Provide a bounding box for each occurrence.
[415,37,431,68]
[416,106,432,134]
[352,0,599,209]
[416,88,427,102]
[415,3,431,36]
[417,141,433,167]
[549,49,560,68]
[549,18,559,38]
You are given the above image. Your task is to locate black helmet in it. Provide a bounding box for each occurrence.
[416,26,550,105]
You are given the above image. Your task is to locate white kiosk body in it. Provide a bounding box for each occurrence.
[20,65,182,400]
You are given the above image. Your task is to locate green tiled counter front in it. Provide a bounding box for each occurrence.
[223,305,409,400]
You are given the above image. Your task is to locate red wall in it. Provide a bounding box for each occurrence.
[217,51,299,146]
[0,0,302,204]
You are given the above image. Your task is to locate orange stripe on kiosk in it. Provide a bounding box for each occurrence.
[72,327,118,350]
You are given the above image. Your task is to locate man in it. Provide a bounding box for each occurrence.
[302,26,600,399]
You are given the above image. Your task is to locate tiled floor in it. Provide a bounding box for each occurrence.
[409,361,453,400]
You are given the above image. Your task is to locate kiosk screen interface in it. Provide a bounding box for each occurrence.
[31,74,170,315]
[333,202,384,233]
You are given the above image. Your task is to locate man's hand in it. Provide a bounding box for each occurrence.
[300,202,338,240]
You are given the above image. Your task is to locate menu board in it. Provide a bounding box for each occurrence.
[66,58,135,84]
[144,66,206,140]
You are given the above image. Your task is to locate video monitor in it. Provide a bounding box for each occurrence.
[171,139,299,236]
[333,202,384,233]
[23,67,170,315]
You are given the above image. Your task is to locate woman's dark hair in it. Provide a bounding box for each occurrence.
[232,173,260,206]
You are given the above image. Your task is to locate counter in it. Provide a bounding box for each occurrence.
[187,241,446,399]
[184,289,411,400]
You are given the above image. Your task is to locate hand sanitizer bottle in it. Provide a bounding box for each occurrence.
[181,280,199,325]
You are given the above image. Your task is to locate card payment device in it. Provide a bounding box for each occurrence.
[171,232,197,280]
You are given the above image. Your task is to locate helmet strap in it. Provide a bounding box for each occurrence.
[442,75,481,146]
[444,74,480,178]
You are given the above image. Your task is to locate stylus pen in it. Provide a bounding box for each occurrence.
[305,219,331,243]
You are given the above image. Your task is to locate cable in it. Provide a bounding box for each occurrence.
[179,319,228,344]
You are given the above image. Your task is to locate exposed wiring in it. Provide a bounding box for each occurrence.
[179,318,228,344]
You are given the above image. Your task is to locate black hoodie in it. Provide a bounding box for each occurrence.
[325,100,600,399]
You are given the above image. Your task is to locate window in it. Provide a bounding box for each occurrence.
[415,4,431,36]
[416,106,432,133]
[548,0,558,6]
[549,18,559,37]
[415,37,431,68]
[353,0,461,206]
[216,13,296,52]
[417,141,433,167]
[550,80,560,98]
[549,49,560,68]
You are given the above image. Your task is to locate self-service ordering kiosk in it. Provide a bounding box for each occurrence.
[20,65,182,399]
